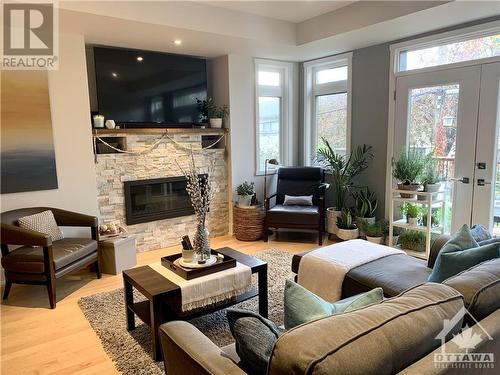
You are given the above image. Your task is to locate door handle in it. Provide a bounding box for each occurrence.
[449,177,470,184]
[477,179,492,186]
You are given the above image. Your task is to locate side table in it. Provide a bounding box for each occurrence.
[99,235,137,275]
[233,205,265,241]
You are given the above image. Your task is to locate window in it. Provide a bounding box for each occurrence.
[303,54,352,164]
[398,31,500,72]
[255,60,293,174]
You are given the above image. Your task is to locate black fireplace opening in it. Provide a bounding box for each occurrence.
[124,176,199,225]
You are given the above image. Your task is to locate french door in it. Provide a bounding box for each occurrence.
[394,62,500,234]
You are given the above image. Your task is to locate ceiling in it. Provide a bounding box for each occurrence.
[201,1,355,23]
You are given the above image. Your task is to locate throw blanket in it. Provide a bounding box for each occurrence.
[298,239,404,302]
[149,261,252,312]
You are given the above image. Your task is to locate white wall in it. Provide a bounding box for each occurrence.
[1,33,98,219]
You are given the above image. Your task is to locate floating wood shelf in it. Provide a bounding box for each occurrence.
[93,128,228,136]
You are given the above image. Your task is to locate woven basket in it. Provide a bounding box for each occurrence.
[233,206,265,241]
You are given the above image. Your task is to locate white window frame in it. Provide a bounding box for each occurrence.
[255,59,293,175]
[385,20,500,217]
[303,53,352,166]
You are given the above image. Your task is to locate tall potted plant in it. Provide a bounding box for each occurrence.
[353,188,377,235]
[392,147,426,198]
[317,138,373,235]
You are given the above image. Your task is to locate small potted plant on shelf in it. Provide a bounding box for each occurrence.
[316,138,373,236]
[422,208,441,227]
[381,220,404,246]
[353,188,377,235]
[236,181,255,207]
[208,101,229,129]
[401,203,420,226]
[336,209,359,241]
[418,156,442,200]
[362,220,383,244]
[392,147,426,198]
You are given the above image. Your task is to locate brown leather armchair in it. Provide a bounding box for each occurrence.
[264,167,327,245]
[1,207,101,308]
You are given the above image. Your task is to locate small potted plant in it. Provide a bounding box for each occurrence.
[353,188,377,235]
[392,147,426,198]
[236,181,254,207]
[381,220,404,246]
[419,156,442,200]
[336,209,359,241]
[422,208,441,227]
[208,100,229,128]
[363,221,383,244]
[401,203,420,226]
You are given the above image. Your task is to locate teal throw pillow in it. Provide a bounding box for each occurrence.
[283,279,383,329]
[429,242,499,283]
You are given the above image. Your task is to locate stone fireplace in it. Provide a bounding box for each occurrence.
[94,131,229,252]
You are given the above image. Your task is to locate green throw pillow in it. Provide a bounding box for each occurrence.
[428,242,499,283]
[284,279,384,329]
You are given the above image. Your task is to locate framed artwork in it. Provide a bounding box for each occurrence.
[1,70,58,194]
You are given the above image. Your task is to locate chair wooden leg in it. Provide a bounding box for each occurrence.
[95,259,102,279]
[3,279,12,300]
[263,223,269,242]
[318,227,323,246]
[47,276,56,309]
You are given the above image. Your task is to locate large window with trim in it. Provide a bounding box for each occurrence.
[255,60,292,174]
[303,53,352,165]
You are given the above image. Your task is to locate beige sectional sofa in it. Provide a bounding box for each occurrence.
[160,258,500,375]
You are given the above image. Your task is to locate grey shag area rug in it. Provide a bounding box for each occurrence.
[78,249,293,374]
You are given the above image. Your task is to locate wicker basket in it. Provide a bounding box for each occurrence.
[233,205,265,241]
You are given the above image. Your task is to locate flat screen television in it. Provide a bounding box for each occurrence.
[93,46,207,127]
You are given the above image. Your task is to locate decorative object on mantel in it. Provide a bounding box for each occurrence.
[93,114,105,128]
[236,181,255,207]
[1,71,59,194]
[197,97,229,128]
[177,152,215,263]
[233,205,265,241]
[105,119,116,129]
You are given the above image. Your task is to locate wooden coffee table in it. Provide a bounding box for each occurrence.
[122,247,268,360]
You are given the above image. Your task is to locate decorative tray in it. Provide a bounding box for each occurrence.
[161,249,236,280]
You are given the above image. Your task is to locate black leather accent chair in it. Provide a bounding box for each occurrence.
[264,167,327,245]
[1,207,101,308]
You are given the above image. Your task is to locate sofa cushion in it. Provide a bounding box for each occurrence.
[268,283,464,375]
[283,279,383,329]
[470,224,492,242]
[343,254,431,297]
[283,195,313,206]
[478,237,500,246]
[18,210,63,241]
[227,309,283,375]
[428,242,499,283]
[444,258,500,321]
[1,238,98,273]
[267,204,319,225]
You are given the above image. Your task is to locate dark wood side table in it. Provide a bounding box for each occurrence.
[123,247,268,360]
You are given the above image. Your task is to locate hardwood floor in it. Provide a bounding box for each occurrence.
[1,232,334,374]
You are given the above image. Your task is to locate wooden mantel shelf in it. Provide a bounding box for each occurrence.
[93,128,228,136]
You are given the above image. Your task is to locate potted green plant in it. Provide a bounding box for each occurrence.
[392,147,426,198]
[208,101,229,129]
[398,230,439,253]
[400,203,420,226]
[336,209,359,241]
[317,138,373,235]
[422,208,441,227]
[353,188,377,234]
[236,181,254,207]
[419,156,442,199]
[363,220,383,244]
[381,220,404,246]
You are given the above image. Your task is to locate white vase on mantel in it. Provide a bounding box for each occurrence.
[209,118,223,128]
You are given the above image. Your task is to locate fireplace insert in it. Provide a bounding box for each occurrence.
[124,176,195,225]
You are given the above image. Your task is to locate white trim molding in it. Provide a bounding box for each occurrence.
[303,52,352,166]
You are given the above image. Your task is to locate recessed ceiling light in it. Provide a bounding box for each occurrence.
[112,72,118,77]
[136,56,143,62]
[173,39,182,45]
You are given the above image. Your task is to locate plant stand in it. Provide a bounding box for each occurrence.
[388,189,445,260]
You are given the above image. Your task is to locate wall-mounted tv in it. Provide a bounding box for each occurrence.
[93,46,207,127]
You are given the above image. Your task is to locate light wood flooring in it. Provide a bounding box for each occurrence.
[1,232,334,375]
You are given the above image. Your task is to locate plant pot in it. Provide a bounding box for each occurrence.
[408,217,419,226]
[425,183,441,193]
[397,183,420,198]
[366,236,383,244]
[386,235,399,246]
[417,190,427,201]
[209,118,223,128]
[326,207,341,234]
[237,194,252,207]
[357,216,375,237]
[337,228,359,241]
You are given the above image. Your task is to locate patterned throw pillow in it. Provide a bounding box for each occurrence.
[18,210,64,241]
